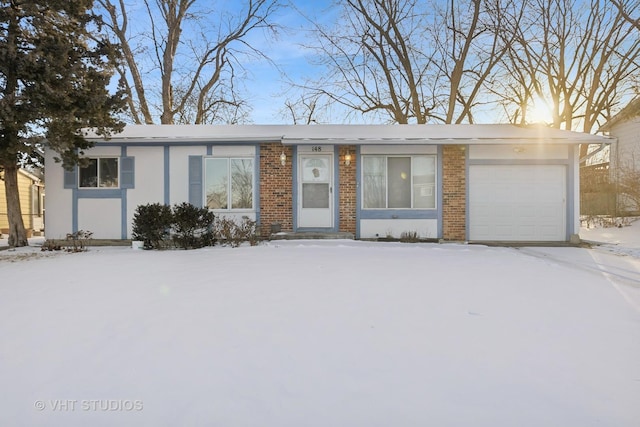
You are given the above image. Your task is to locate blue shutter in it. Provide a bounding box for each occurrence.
[120,157,135,189]
[63,167,77,189]
[189,156,203,207]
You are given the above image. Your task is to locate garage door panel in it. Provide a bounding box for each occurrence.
[469,165,566,241]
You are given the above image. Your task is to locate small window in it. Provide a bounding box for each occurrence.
[79,158,119,188]
[204,157,254,210]
[362,155,436,209]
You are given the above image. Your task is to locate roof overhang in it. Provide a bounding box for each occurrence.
[84,124,613,146]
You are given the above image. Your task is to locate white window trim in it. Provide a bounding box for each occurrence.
[78,157,120,189]
[361,154,437,210]
[204,156,255,212]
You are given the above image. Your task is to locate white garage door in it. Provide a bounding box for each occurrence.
[469,165,566,241]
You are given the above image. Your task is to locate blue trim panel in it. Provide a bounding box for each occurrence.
[120,157,135,189]
[188,156,203,208]
[72,189,78,233]
[438,146,444,239]
[360,209,437,220]
[567,146,576,238]
[292,146,298,230]
[164,146,170,205]
[121,189,127,239]
[255,145,261,226]
[64,167,77,189]
[333,145,339,232]
[76,189,123,198]
[355,146,361,239]
[121,145,128,239]
[464,146,470,241]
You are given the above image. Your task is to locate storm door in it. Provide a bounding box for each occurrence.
[298,154,333,228]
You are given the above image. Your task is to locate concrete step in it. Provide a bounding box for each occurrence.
[269,231,355,240]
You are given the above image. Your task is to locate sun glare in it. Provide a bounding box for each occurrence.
[529,98,553,124]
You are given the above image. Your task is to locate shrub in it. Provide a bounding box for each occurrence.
[214,216,260,247]
[132,203,173,249]
[41,239,62,251]
[237,216,260,246]
[400,230,421,243]
[171,202,215,249]
[66,230,93,252]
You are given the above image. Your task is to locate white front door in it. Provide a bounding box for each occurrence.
[298,154,333,228]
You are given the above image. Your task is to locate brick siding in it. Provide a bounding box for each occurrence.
[338,145,357,234]
[259,143,293,237]
[442,145,467,240]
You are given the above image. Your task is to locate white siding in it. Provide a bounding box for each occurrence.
[78,199,121,239]
[609,118,640,171]
[361,145,437,155]
[44,150,73,239]
[469,144,568,160]
[609,117,640,213]
[360,219,438,240]
[169,146,206,205]
[126,146,165,238]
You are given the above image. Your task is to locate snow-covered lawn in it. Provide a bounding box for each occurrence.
[1,226,639,426]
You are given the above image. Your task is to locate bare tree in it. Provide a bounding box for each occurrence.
[498,0,639,149]
[298,0,436,124]
[611,0,640,31]
[290,0,520,124]
[96,0,280,124]
[429,0,524,123]
[281,93,331,124]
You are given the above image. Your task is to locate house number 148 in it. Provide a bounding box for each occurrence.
[312,146,322,152]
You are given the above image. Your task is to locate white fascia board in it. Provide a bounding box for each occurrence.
[100,136,283,144]
[82,124,613,145]
[282,138,610,146]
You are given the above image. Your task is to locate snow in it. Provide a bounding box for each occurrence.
[1,225,640,426]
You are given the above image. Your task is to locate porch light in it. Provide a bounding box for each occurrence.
[280,151,286,165]
[344,151,352,166]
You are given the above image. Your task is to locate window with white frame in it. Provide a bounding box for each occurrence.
[79,158,119,188]
[362,155,436,209]
[204,157,254,210]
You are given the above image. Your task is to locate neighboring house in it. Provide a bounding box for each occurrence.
[44,124,611,242]
[0,168,45,237]
[601,97,640,214]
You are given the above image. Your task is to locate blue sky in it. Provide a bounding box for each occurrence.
[241,0,339,124]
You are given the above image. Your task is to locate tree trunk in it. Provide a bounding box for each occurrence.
[2,161,28,247]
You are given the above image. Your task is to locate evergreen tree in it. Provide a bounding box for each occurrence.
[0,0,126,247]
